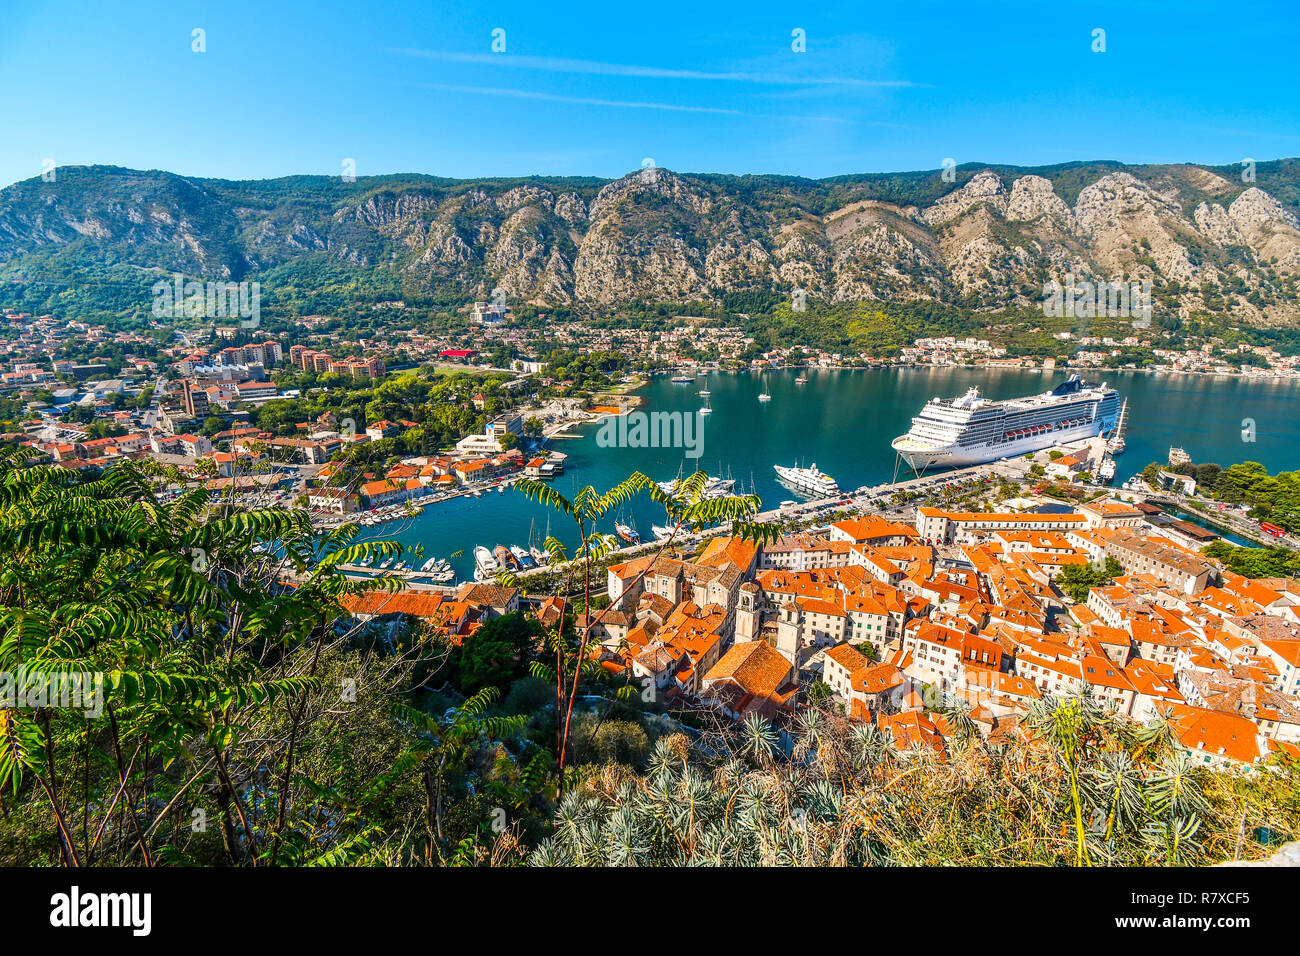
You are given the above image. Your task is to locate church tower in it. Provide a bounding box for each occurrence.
[776,600,803,667]
[734,582,760,644]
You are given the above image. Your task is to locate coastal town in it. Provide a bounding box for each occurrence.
[4,298,1300,495]
[8,0,1300,909]
[337,489,1300,771]
[10,295,1298,760]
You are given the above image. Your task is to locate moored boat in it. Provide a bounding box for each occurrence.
[473,546,498,581]
[774,462,840,497]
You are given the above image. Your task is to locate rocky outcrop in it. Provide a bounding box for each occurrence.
[1227,188,1300,272]
[1074,172,1200,283]
[1215,840,1300,866]
[1006,175,1076,230]
[923,171,1008,227]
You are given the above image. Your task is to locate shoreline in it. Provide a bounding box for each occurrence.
[645,364,1300,383]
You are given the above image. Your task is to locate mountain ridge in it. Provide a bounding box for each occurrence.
[3,159,1299,323]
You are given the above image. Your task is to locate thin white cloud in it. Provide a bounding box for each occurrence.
[421,83,742,114]
[412,82,854,123]
[391,48,925,88]
[1184,124,1300,142]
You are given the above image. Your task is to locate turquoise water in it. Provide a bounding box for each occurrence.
[363,367,1300,581]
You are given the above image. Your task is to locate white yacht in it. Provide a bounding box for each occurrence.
[473,546,499,582]
[656,475,737,500]
[774,462,840,497]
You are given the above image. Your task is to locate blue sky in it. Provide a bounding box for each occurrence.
[2,0,1297,188]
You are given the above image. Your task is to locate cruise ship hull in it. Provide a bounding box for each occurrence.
[892,375,1120,470]
[892,419,1107,469]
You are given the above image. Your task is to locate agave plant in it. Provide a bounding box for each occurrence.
[526,684,1237,868]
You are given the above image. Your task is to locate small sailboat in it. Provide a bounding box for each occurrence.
[529,517,551,566]
[795,373,807,384]
[699,393,713,416]
[698,388,710,397]
[758,374,772,402]
[615,521,641,545]
[1107,398,1129,455]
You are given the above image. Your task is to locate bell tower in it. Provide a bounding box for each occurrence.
[776,600,803,666]
[735,582,760,644]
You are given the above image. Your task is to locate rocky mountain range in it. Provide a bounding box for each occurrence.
[2,159,1299,323]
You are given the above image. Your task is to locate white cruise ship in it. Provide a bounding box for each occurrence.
[891,375,1121,469]
[773,462,840,497]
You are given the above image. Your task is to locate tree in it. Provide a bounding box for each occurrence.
[453,612,541,695]
[1203,541,1300,578]
[1194,463,1222,488]
[0,448,421,866]
[85,421,128,440]
[856,641,880,662]
[1205,461,1300,532]
[1058,559,1122,603]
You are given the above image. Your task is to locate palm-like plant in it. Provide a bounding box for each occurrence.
[386,686,530,863]
[511,470,776,796]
